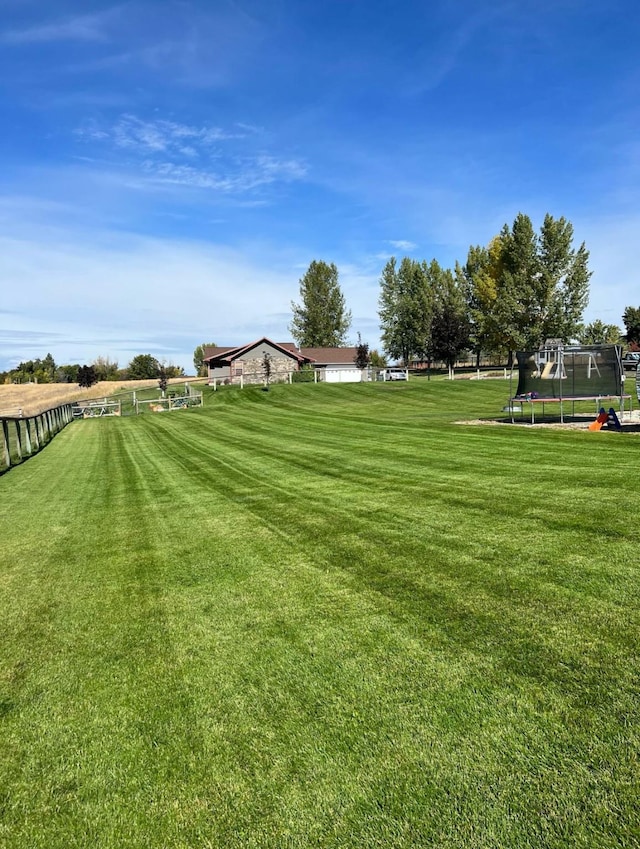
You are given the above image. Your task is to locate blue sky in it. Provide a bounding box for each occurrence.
[1,0,639,373]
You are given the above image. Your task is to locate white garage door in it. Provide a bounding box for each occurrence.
[324,368,363,383]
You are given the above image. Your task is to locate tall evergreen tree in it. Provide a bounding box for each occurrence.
[290,261,351,347]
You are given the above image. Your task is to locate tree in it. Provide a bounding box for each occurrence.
[430,269,471,378]
[290,261,351,347]
[127,354,160,380]
[158,364,168,395]
[77,365,97,388]
[495,213,541,353]
[622,307,640,349]
[460,236,505,365]
[354,333,370,370]
[464,213,591,362]
[165,363,185,378]
[537,213,591,343]
[576,320,622,345]
[369,349,387,369]
[262,352,273,388]
[193,343,216,377]
[93,356,119,381]
[56,364,80,383]
[42,353,56,382]
[378,257,432,364]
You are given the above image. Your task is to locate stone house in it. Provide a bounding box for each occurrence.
[203,338,362,384]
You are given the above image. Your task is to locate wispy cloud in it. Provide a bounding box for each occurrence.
[0,8,118,45]
[143,156,306,192]
[75,114,307,196]
[110,115,246,154]
[387,239,417,251]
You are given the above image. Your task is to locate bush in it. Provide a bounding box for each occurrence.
[292,365,316,383]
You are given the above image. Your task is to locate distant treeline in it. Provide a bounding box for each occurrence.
[2,354,185,386]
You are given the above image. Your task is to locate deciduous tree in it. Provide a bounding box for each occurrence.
[430,268,471,378]
[464,213,591,361]
[353,333,370,370]
[378,257,432,364]
[77,365,97,388]
[92,356,119,381]
[158,365,168,395]
[262,352,273,388]
[193,343,216,377]
[622,306,640,348]
[576,320,622,345]
[127,354,160,380]
[290,261,351,347]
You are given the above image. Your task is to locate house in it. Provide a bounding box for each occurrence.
[203,338,362,384]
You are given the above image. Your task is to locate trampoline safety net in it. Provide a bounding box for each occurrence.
[515,344,623,399]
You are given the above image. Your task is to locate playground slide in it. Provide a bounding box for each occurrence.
[588,410,608,431]
[589,408,622,431]
[607,408,622,430]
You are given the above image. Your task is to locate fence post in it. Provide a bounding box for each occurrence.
[2,420,10,469]
[24,418,32,455]
[14,421,22,460]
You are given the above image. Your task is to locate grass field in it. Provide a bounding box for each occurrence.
[0,379,638,848]
[0,378,197,417]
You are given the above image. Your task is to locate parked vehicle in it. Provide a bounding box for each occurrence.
[378,368,408,381]
[622,352,640,370]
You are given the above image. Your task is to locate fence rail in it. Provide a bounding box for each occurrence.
[1,402,74,473]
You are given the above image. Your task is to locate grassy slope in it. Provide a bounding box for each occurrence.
[0,380,638,848]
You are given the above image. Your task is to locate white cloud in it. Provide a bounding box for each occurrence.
[387,239,417,252]
[108,115,246,154]
[0,221,302,372]
[1,8,117,44]
[74,114,308,197]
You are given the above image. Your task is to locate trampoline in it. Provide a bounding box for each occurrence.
[509,343,629,423]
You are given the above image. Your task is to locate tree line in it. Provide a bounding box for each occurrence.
[1,354,184,387]
[289,212,638,368]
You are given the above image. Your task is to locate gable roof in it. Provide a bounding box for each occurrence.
[203,337,308,365]
[203,339,360,367]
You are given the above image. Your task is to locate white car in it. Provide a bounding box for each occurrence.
[379,368,408,381]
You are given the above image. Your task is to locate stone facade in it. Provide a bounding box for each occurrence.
[240,355,295,384]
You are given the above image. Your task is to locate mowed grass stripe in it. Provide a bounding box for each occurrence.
[0,380,638,848]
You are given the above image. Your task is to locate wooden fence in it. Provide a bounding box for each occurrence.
[0,402,75,473]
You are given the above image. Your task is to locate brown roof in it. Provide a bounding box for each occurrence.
[203,345,239,360]
[203,339,359,366]
[299,347,359,365]
[203,338,307,365]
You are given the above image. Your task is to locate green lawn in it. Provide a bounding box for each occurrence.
[0,379,638,848]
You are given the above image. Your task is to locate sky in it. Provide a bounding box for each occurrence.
[1,0,639,374]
